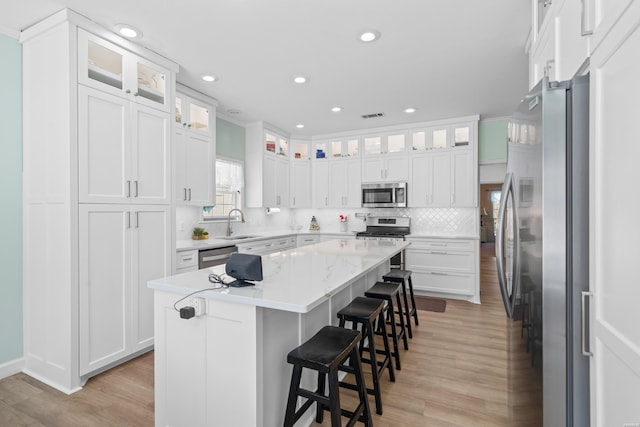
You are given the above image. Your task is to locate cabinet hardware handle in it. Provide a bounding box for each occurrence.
[133,92,139,97]
[188,188,192,201]
[125,89,131,94]
[184,188,188,201]
[183,257,193,261]
[127,211,131,229]
[126,180,131,198]
[430,251,448,255]
[293,196,296,205]
[188,124,192,128]
[325,196,328,206]
[135,212,139,228]
[581,291,593,357]
[134,180,139,197]
[266,243,273,247]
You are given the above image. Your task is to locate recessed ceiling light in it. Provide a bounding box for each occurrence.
[331,106,343,113]
[359,30,381,43]
[296,124,305,129]
[404,107,417,114]
[293,76,308,84]
[115,24,142,39]
[202,75,218,82]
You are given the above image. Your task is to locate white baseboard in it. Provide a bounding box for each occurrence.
[0,357,24,380]
[21,368,83,395]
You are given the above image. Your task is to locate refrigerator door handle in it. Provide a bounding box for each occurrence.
[496,172,519,318]
[581,291,593,357]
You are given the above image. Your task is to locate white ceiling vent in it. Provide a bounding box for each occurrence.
[361,112,385,119]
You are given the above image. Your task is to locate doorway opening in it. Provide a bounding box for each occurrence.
[480,183,503,244]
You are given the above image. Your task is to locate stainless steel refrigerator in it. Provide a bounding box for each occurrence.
[496,74,590,426]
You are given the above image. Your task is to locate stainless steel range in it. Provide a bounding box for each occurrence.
[356,216,410,268]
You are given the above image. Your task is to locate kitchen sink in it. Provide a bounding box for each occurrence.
[217,235,259,240]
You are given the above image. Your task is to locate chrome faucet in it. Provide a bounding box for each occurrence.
[226,209,246,237]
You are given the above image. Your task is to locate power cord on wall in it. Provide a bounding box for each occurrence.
[173,273,231,319]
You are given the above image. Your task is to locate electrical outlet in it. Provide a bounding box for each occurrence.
[185,297,206,316]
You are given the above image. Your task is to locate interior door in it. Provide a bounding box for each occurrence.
[589,4,640,424]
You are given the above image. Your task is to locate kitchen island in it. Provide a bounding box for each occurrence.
[148,238,409,427]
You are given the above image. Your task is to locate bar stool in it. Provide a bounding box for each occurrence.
[284,326,372,427]
[364,281,408,371]
[337,296,395,415]
[383,269,419,338]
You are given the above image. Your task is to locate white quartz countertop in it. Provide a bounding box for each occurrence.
[176,230,356,252]
[149,239,410,313]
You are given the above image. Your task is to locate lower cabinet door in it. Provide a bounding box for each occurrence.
[130,205,171,352]
[79,205,130,376]
[79,204,170,376]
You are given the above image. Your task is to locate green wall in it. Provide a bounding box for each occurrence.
[478,120,507,162]
[216,118,245,161]
[0,34,23,364]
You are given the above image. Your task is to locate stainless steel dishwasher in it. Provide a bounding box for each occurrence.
[198,245,238,269]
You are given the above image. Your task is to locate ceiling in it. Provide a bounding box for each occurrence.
[1,0,531,136]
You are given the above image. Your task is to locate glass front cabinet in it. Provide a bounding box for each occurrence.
[78,28,172,113]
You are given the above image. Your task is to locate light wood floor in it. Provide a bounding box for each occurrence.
[0,244,541,426]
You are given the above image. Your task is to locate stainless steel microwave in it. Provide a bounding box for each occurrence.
[361,182,408,208]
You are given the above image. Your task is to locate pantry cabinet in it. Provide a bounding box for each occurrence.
[78,85,171,204]
[79,204,170,375]
[174,88,216,206]
[21,10,178,393]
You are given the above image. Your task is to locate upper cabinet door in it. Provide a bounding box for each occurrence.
[78,85,131,203]
[78,29,171,113]
[78,85,170,204]
[175,95,212,137]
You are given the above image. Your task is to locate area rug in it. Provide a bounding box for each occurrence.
[414,296,447,313]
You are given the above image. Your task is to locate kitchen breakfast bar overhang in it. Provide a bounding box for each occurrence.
[148,239,410,427]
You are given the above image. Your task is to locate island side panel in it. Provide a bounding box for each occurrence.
[154,291,259,427]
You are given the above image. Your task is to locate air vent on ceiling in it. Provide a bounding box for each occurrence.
[361,112,385,119]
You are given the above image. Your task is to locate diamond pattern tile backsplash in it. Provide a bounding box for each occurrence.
[376,207,478,236]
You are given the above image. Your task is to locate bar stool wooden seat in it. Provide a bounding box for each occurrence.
[364,281,409,371]
[337,296,395,415]
[284,326,373,427]
[383,269,419,338]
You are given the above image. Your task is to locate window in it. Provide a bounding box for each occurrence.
[203,158,243,220]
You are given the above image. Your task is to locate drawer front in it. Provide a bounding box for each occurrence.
[176,265,198,274]
[176,250,198,269]
[411,270,475,295]
[406,238,475,251]
[406,249,474,273]
[297,235,320,247]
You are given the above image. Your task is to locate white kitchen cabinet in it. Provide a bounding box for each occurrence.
[451,149,476,207]
[312,161,330,208]
[21,10,178,393]
[237,236,296,256]
[409,118,477,207]
[329,158,362,207]
[78,28,171,113]
[78,84,170,205]
[296,235,320,247]
[176,250,198,273]
[175,92,213,137]
[405,237,479,303]
[409,151,451,207]
[79,204,170,375]
[174,88,216,206]
[245,122,290,208]
[291,160,311,208]
[362,154,409,182]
